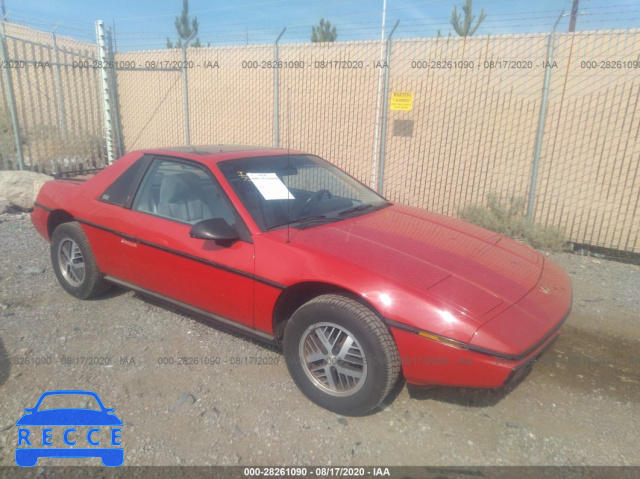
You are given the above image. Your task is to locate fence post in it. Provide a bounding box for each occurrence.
[527,11,564,219]
[181,32,195,146]
[107,27,124,158]
[371,0,388,189]
[95,21,114,164]
[273,27,286,148]
[51,28,67,136]
[377,20,399,195]
[0,19,24,170]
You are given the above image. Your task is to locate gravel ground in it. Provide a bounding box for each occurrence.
[0,212,638,467]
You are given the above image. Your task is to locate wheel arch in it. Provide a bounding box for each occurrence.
[272,281,385,343]
[47,209,75,240]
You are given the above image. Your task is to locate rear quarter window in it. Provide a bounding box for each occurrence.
[99,155,153,208]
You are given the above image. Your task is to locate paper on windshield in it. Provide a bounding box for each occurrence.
[247,172,295,200]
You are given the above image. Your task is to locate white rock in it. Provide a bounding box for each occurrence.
[0,170,52,211]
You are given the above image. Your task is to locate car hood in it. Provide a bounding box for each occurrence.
[291,204,543,323]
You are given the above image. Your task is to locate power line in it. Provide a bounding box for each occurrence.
[6,2,640,51]
[118,9,640,41]
[112,0,292,22]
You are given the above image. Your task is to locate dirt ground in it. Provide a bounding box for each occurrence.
[0,212,638,468]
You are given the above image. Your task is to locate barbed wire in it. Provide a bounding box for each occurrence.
[4,2,640,50]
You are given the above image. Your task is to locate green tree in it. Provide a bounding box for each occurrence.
[311,18,337,42]
[166,0,203,48]
[450,0,487,37]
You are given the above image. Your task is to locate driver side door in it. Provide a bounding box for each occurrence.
[108,157,255,327]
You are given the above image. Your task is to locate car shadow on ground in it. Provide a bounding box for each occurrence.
[375,376,407,413]
[133,293,281,353]
[404,368,532,408]
[91,285,131,301]
[121,290,535,411]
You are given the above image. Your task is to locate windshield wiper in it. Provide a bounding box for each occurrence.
[267,203,388,231]
[266,214,329,231]
[338,203,387,216]
[294,214,329,225]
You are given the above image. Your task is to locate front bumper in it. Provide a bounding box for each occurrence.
[389,324,561,388]
[16,447,124,467]
[387,255,571,388]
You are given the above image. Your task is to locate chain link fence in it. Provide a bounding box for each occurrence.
[380,30,639,254]
[382,34,548,215]
[535,31,639,252]
[277,40,383,184]
[0,21,637,253]
[0,22,109,174]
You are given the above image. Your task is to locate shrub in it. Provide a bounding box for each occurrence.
[0,111,26,168]
[459,192,567,252]
[27,125,103,161]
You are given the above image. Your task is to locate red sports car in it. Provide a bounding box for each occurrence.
[31,145,572,415]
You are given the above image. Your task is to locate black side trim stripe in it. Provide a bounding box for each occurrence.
[34,202,53,212]
[503,335,559,386]
[382,317,421,335]
[76,218,286,290]
[104,275,276,344]
[384,305,571,361]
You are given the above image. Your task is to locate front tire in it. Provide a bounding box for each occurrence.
[284,294,400,416]
[50,222,111,299]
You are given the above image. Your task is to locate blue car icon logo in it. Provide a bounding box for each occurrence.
[15,390,123,467]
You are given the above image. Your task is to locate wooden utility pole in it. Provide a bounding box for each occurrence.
[569,0,579,32]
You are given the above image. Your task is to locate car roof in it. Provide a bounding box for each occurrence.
[139,144,306,165]
[37,389,101,398]
[34,390,105,407]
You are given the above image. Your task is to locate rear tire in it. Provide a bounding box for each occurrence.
[50,222,111,299]
[283,294,400,416]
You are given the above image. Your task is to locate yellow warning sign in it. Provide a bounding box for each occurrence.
[390,91,413,111]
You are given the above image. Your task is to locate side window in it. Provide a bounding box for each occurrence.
[100,155,152,208]
[132,159,236,226]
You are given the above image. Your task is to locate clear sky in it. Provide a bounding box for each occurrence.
[5,0,640,50]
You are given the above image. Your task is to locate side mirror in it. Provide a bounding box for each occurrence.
[189,218,239,246]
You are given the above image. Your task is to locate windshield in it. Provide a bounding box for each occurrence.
[36,394,101,411]
[218,155,388,231]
